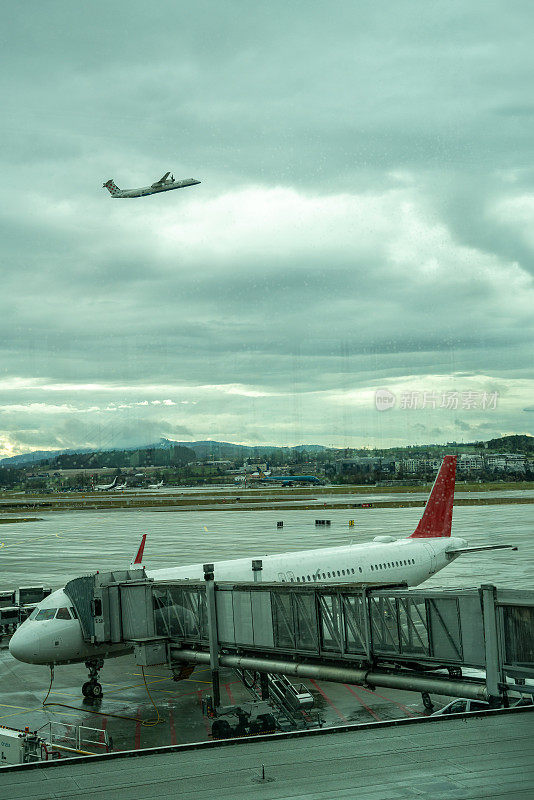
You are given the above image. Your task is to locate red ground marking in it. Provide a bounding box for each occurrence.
[134,707,141,750]
[99,716,108,746]
[168,707,177,745]
[224,683,235,704]
[343,684,382,721]
[309,680,348,723]
[356,684,422,717]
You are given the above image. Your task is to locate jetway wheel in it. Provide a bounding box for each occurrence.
[211,719,232,739]
[257,713,277,733]
[248,718,264,735]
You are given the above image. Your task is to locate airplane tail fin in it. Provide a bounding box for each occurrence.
[130,534,147,568]
[409,455,456,539]
[103,179,121,196]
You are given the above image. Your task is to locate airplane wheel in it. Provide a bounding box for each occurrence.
[211,719,232,739]
[248,718,264,735]
[258,713,277,733]
[91,682,103,699]
[82,681,92,697]
[422,692,434,712]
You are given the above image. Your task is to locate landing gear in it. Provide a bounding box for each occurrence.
[82,658,104,702]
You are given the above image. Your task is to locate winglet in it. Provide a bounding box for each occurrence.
[131,534,147,567]
[410,455,456,538]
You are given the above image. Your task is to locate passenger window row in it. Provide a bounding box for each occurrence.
[286,558,416,583]
[370,559,415,571]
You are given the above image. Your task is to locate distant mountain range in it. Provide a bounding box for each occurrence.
[0,439,327,467]
[0,434,531,468]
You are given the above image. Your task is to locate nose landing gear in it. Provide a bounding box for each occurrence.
[82,658,104,701]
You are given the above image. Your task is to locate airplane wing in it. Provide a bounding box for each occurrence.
[151,172,171,187]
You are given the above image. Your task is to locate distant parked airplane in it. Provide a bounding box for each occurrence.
[94,476,126,491]
[148,480,164,489]
[256,470,323,486]
[102,172,200,198]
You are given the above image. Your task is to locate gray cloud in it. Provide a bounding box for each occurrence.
[0,1,533,454]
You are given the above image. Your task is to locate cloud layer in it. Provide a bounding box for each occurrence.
[1,1,533,454]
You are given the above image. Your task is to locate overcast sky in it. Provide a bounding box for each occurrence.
[1,1,533,455]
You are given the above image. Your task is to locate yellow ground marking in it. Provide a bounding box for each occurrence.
[0,532,62,548]
[0,707,42,720]
[0,702,33,710]
[130,672,173,680]
[100,677,170,696]
[0,706,82,721]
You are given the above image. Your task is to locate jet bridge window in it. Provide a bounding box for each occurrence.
[35,608,57,621]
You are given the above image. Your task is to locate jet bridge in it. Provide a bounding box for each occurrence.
[64,564,534,710]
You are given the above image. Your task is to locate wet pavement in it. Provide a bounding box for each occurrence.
[0,640,433,756]
[0,500,531,590]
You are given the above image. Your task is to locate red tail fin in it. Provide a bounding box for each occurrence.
[410,455,456,538]
[132,534,147,565]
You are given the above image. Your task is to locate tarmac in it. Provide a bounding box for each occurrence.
[0,640,432,754]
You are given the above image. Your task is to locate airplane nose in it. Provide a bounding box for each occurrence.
[9,626,41,664]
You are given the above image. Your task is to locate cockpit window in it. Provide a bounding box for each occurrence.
[35,608,57,620]
[28,608,39,620]
[56,607,72,620]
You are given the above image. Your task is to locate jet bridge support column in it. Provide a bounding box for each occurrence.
[204,563,221,709]
[481,584,503,704]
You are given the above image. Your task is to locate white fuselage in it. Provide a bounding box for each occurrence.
[114,179,200,198]
[8,536,465,667]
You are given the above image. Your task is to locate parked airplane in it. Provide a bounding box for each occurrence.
[148,480,164,489]
[9,456,516,699]
[259,474,323,486]
[235,470,322,486]
[94,476,126,491]
[103,173,200,198]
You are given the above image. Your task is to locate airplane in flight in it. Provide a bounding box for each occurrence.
[102,172,200,198]
[8,456,516,699]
